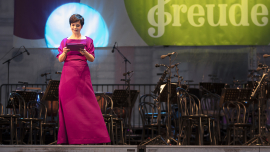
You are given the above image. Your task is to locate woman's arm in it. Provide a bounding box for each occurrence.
[58,47,70,62]
[79,49,95,62]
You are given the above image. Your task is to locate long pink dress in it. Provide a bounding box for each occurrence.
[56,36,110,144]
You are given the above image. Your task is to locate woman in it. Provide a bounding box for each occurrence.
[56,14,110,144]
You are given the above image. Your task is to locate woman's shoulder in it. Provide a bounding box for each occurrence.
[59,37,68,46]
[61,37,68,43]
[85,36,93,42]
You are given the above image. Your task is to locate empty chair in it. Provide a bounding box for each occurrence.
[176,88,211,145]
[18,100,43,144]
[222,101,252,145]
[0,93,22,145]
[139,93,167,143]
[39,101,58,145]
[201,90,221,145]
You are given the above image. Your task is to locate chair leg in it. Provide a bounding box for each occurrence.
[10,117,13,145]
[115,122,118,145]
[15,118,18,145]
[105,120,111,145]
[208,118,212,144]
[227,129,230,145]
[30,120,33,145]
[121,121,124,145]
[187,120,191,145]
[212,120,216,145]
[151,126,154,139]
[54,127,57,142]
[40,124,42,145]
[199,117,203,145]
[110,118,115,145]
[233,126,236,145]
[142,126,145,143]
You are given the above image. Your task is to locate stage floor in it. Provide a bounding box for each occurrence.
[1,145,270,152]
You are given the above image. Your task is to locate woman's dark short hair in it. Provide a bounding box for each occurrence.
[69,14,84,26]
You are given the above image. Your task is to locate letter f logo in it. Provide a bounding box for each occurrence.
[148,0,172,38]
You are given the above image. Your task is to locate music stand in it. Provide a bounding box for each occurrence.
[200,82,225,96]
[244,72,269,145]
[219,88,252,108]
[42,80,59,101]
[158,83,178,104]
[112,89,139,144]
[112,90,139,108]
[12,91,37,103]
[40,80,60,145]
[11,91,37,116]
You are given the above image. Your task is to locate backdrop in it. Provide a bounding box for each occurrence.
[13,0,270,48]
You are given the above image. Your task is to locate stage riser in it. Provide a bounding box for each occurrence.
[146,146,270,152]
[1,146,270,152]
[0,145,137,152]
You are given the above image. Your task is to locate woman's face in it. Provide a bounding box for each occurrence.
[70,21,82,34]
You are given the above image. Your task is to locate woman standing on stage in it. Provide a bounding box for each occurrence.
[56,14,110,144]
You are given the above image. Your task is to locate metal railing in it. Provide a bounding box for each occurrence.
[0,83,199,128]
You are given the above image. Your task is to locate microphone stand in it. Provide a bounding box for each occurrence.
[2,50,28,87]
[121,73,132,145]
[141,54,177,145]
[42,73,51,85]
[165,54,177,144]
[244,67,270,145]
[2,50,28,111]
[113,47,131,84]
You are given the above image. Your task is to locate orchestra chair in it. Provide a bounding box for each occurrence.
[139,93,167,143]
[176,88,211,145]
[39,101,58,145]
[201,92,221,145]
[221,101,253,145]
[0,93,24,145]
[96,93,115,145]
[0,101,19,145]
[16,99,45,145]
[112,107,125,145]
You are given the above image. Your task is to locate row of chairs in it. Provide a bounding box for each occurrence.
[138,87,260,145]
[0,92,57,145]
[0,92,125,145]
[1,90,264,145]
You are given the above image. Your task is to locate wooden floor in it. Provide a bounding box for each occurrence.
[1,145,270,152]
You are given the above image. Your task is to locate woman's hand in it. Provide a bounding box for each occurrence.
[63,47,70,54]
[58,47,70,62]
[79,48,87,55]
[79,48,95,62]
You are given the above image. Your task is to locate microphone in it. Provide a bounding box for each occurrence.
[161,52,175,59]
[55,71,62,74]
[155,64,167,67]
[18,81,28,84]
[41,73,51,77]
[23,46,30,55]
[123,71,134,76]
[263,54,270,58]
[112,42,116,53]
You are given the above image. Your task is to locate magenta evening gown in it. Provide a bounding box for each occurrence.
[56,36,110,144]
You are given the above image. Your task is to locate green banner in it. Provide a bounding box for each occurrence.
[124,0,270,45]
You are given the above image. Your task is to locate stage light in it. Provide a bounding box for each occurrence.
[45,2,109,49]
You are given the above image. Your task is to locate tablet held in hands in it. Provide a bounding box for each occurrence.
[66,43,84,51]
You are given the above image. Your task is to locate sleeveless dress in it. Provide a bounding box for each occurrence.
[56,37,110,144]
